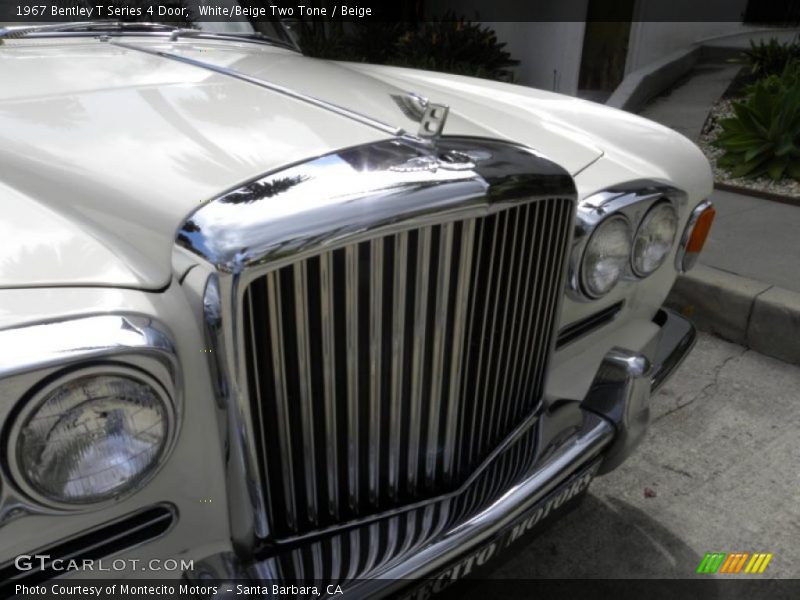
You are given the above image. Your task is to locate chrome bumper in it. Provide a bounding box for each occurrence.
[583,308,696,473]
[199,308,696,596]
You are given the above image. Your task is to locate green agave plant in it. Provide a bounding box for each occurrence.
[714,76,800,181]
[743,38,800,79]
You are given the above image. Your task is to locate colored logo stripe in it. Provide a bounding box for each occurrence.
[697,552,773,574]
[697,553,726,574]
[744,553,773,574]
[719,553,749,574]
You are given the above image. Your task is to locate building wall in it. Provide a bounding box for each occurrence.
[426,0,774,97]
[485,22,587,94]
[424,0,590,93]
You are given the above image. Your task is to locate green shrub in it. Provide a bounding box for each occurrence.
[297,19,518,82]
[388,19,519,81]
[743,38,800,79]
[744,59,800,95]
[714,68,800,181]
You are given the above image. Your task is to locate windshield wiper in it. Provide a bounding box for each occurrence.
[0,20,178,43]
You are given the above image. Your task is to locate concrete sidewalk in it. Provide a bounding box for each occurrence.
[702,190,800,294]
[637,65,800,364]
[466,332,800,584]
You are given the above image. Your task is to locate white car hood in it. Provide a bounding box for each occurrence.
[1,37,670,290]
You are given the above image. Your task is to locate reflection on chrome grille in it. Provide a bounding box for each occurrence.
[242,198,574,537]
[252,423,539,582]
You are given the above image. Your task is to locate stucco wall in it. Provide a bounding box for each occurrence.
[485,22,587,94]
[426,0,789,97]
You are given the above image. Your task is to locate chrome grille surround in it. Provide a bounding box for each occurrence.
[176,137,577,548]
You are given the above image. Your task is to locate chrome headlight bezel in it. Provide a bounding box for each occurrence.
[631,200,679,278]
[0,315,180,518]
[567,183,686,302]
[7,364,176,509]
[579,214,633,299]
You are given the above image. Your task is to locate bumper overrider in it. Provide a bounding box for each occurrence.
[194,308,695,597]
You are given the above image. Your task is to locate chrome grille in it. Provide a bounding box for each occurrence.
[242,198,574,537]
[252,422,540,583]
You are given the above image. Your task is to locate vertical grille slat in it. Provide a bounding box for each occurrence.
[467,211,502,468]
[293,261,319,525]
[476,210,513,460]
[425,222,455,487]
[319,253,339,519]
[442,219,476,483]
[244,198,574,538]
[344,245,360,512]
[265,272,298,531]
[368,239,384,505]
[407,226,432,495]
[387,232,408,501]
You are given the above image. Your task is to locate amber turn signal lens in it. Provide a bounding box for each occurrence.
[679,202,715,272]
[686,205,715,253]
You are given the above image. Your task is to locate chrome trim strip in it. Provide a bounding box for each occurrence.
[0,503,177,587]
[266,272,298,531]
[293,261,319,525]
[244,287,273,530]
[195,406,615,582]
[177,138,573,274]
[408,226,432,494]
[388,232,409,500]
[675,199,714,273]
[454,213,486,478]
[488,208,520,443]
[368,238,384,505]
[108,40,404,137]
[426,222,454,485]
[259,408,543,546]
[319,252,340,518]
[442,219,475,481]
[469,212,501,466]
[301,412,613,593]
[0,315,180,524]
[345,244,360,512]
[0,315,175,381]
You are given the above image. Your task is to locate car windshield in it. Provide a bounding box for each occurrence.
[0,0,294,47]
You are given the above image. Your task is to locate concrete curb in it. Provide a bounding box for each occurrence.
[715,182,800,209]
[666,264,800,365]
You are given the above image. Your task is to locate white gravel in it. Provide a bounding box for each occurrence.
[699,98,800,198]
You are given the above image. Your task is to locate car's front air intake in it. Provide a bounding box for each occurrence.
[242,197,574,538]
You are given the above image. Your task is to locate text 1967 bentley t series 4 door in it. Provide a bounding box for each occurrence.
[0,9,715,597]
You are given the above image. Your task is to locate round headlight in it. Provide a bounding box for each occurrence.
[632,202,678,277]
[581,215,632,298]
[13,369,171,505]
